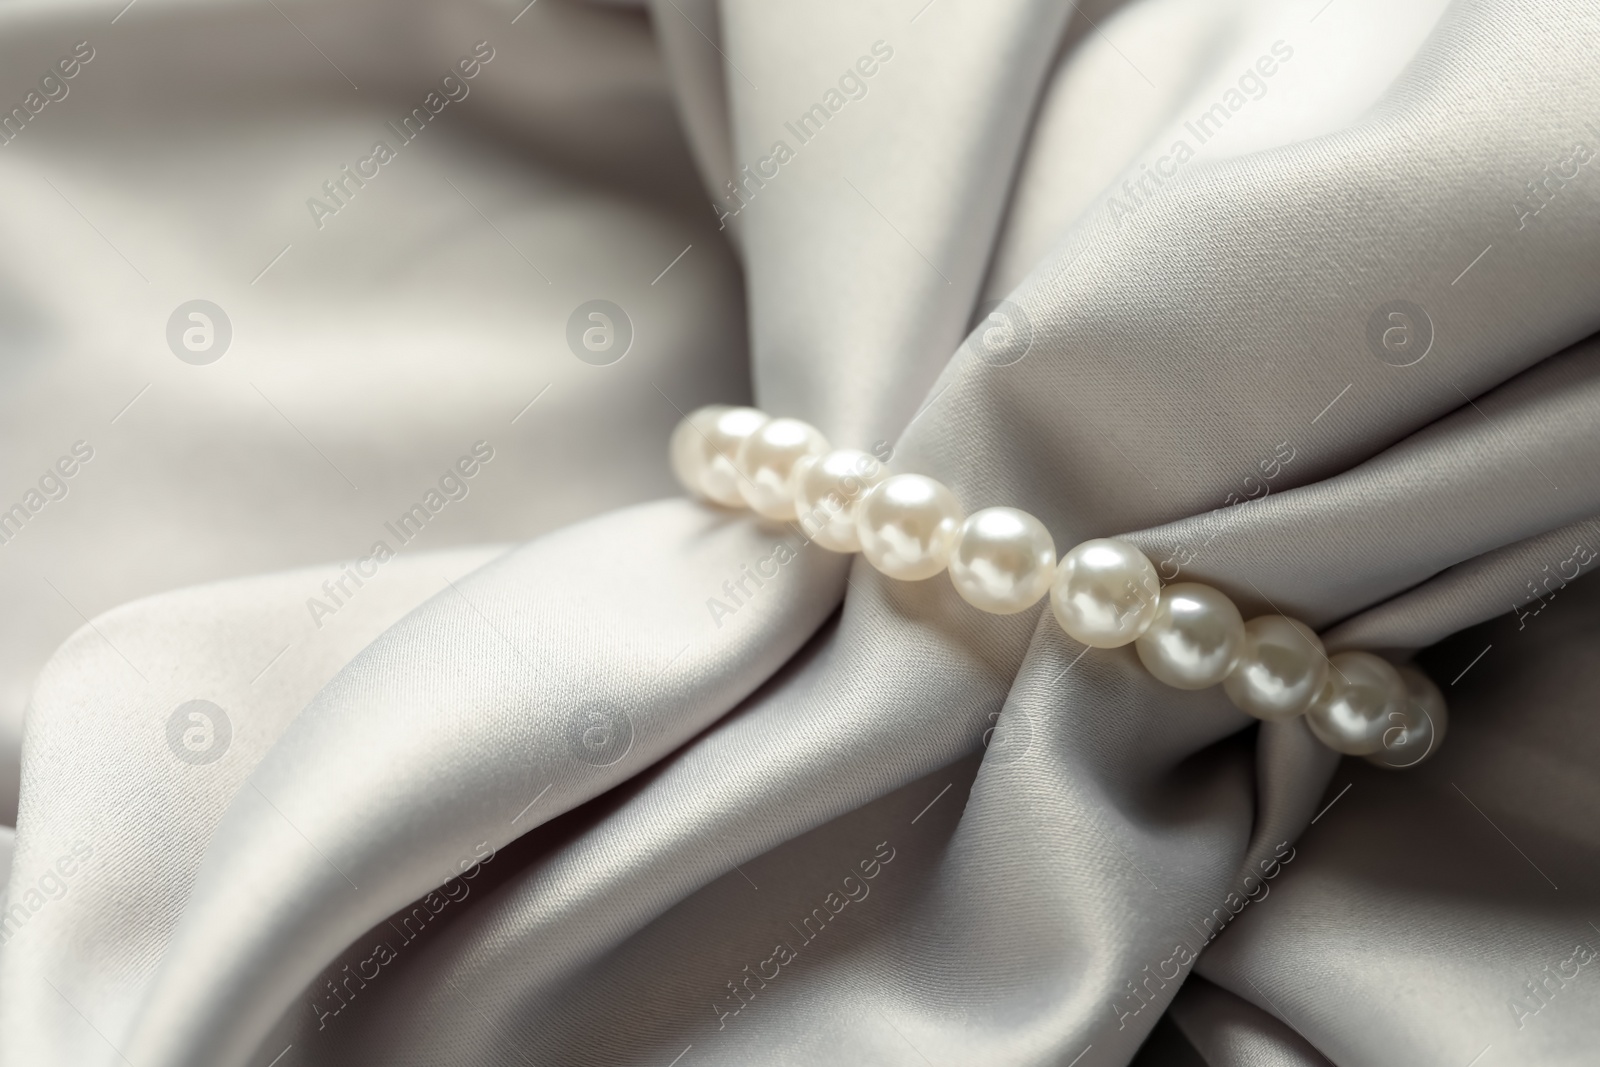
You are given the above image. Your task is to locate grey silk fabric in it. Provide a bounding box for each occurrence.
[2,1,1599,1066]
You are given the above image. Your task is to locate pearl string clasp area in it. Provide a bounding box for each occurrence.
[670,406,1446,769]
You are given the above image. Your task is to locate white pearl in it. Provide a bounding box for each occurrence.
[1223,615,1329,720]
[1366,665,1448,769]
[696,406,769,507]
[1305,651,1405,755]
[1135,582,1245,689]
[668,404,728,500]
[736,417,830,519]
[948,507,1056,614]
[1049,538,1160,648]
[856,474,964,580]
[794,449,888,552]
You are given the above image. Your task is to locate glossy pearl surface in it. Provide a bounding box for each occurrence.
[736,417,831,519]
[948,507,1057,614]
[668,404,729,500]
[794,449,888,552]
[1223,615,1329,720]
[856,474,964,580]
[1049,539,1160,648]
[1366,665,1448,769]
[697,406,769,507]
[1135,582,1245,689]
[1305,651,1405,755]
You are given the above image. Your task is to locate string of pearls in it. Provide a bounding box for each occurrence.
[670,405,1446,769]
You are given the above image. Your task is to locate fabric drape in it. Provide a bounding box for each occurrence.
[1,1,1597,1065]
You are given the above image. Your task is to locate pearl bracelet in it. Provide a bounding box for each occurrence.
[670,405,1446,769]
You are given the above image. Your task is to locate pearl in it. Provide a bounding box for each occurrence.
[736,417,830,519]
[1223,615,1329,720]
[948,507,1056,614]
[856,474,964,580]
[794,449,888,552]
[1366,665,1448,769]
[1135,582,1245,689]
[668,404,728,500]
[1049,538,1160,648]
[695,406,769,507]
[1305,651,1405,755]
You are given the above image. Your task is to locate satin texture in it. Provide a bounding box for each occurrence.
[1,1,1597,1066]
